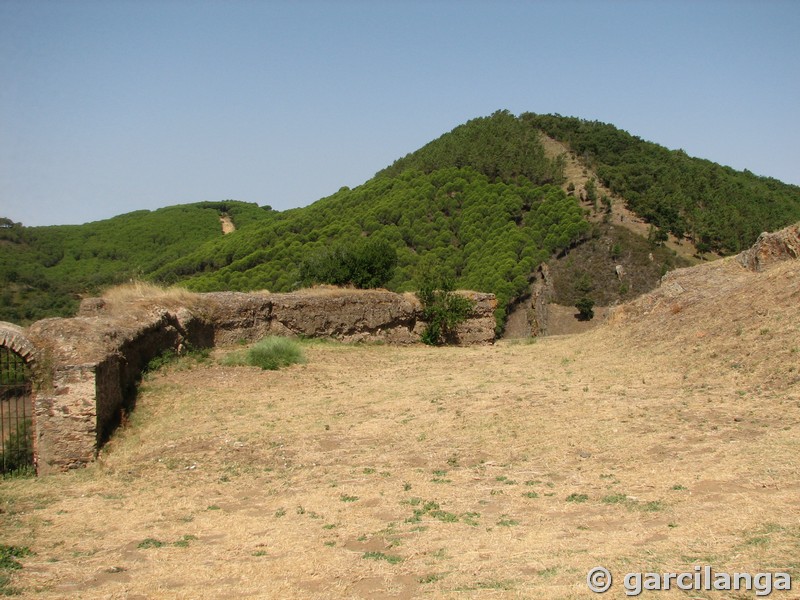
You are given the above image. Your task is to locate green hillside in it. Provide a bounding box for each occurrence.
[3,110,800,329]
[150,111,589,328]
[157,169,588,330]
[0,201,273,323]
[524,113,800,254]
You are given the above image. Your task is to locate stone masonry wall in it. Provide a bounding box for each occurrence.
[20,288,496,474]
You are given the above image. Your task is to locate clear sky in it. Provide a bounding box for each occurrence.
[1,0,798,227]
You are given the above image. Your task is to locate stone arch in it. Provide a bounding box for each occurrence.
[0,322,38,368]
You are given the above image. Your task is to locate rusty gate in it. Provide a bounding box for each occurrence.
[0,346,34,475]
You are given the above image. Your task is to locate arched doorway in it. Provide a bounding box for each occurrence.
[0,346,34,475]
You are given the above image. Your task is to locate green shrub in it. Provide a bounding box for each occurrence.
[300,237,397,289]
[575,297,595,321]
[223,337,306,371]
[417,277,475,346]
[0,545,32,571]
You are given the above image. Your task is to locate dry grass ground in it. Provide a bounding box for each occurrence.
[1,260,798,599]
[99,281,201,315]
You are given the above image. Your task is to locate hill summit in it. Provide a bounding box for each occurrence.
[2,111,800,328]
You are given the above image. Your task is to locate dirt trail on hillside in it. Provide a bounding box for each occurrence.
[540,133,703,262]
[2,254,798,598]
[220,214,235,235]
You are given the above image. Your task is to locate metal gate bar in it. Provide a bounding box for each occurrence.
[0,347,33,475]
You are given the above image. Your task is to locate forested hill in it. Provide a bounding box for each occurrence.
[378,110,566,185]
[2,110,800,327]
[149,111,589,331]
[522,113,800,254]
[0,201,274,322]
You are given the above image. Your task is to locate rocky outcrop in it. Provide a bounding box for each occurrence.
[737,222,800,272]
[609,221,800,327]
[17,288,496,474]
[501,264,553,339]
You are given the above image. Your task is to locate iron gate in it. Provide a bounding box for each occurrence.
[0,346,33,475]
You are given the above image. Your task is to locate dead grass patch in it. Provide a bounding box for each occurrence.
[100,280,199,312]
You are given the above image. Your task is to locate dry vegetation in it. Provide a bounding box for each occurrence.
[1,260,798,599]
[100,281,201,314]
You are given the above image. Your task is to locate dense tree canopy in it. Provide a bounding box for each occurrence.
[0,202,273,323]
[155,168,588,328]
[379,110,566,185]
[524,113,800,253]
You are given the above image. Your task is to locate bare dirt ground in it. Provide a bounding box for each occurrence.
[545,304,611,336]
[220,215,236,235]
[1,259,798,599]
[502,302,609,338]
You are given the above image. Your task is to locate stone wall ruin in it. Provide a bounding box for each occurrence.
[13,288,497,474]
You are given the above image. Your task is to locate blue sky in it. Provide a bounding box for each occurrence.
[1,0,798,226]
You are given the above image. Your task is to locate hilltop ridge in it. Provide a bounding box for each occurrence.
[2,111,800,329]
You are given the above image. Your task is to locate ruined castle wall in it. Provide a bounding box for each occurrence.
[24,288,497,473]
[203,289,497,346]
[34,364,99,474]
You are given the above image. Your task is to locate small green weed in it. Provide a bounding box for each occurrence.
[363,551,403,564]
[0,546,32,572]
[430,510,458,523]
[602,494,665,512]
[461,512,481,526]
[472,579,515,590]
[601,493,628,505]
[137,538,166,549]
[495,475,517,485]
[746,536,770,547]
[566,493,589,503]
[173,535,197,548]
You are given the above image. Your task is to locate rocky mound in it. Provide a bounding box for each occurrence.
[737,222,800,271]
[604,222,799,392]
